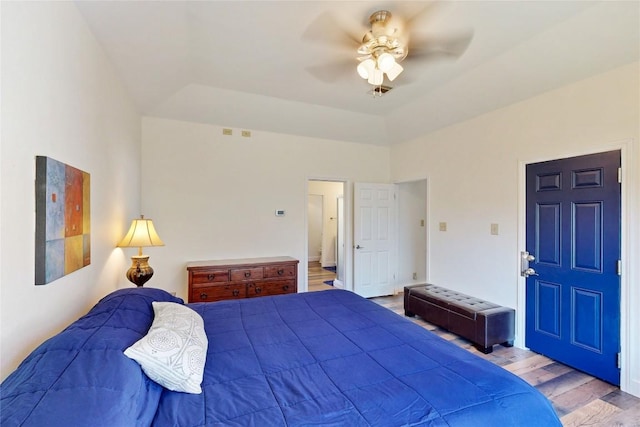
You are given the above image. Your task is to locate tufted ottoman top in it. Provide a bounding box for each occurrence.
[407,284,501,320]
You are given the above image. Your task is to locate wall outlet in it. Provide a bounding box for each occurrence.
[241,130,251,137]
[420,219,425,227]
[491,223,499,235]
[222,128,232,135]
[439,222,447,232]
[412,272,418,280]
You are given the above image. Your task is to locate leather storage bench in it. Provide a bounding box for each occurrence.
[404,284,514,354]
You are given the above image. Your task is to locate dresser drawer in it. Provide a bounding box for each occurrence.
[247,280,296,298]
[190,269,230,287]
[230,267,263,281]
[264,265,296,279]
[191,284,245,302]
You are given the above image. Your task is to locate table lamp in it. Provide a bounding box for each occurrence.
[117,215,164,287]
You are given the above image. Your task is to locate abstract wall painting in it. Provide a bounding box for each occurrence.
[35,156,90,285]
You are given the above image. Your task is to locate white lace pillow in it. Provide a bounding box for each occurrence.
[124,302,208,394]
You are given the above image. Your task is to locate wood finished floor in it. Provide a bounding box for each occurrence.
[307,262,640,426]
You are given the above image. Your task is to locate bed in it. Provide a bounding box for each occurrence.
[1,287,561,426]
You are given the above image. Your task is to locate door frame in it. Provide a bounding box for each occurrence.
[303,178,351,293]
[516,139,636,394]
[394,177,430,288]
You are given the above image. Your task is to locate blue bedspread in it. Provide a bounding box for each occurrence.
[0,288,183,427]
[160,290,561,426]
[1,288,561,426]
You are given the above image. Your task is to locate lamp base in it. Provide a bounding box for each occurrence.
[126,255,154,287]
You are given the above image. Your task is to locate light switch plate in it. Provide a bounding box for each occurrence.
[491,223,499,235]
[275,209,285,217]
[439,222,447,232]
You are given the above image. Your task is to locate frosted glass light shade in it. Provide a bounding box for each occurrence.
[385,62,404,81]
[357,59,375,79]
[377,52,396,73]
[368,68,384,85]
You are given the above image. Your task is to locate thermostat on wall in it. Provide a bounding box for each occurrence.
[275,209,285,217]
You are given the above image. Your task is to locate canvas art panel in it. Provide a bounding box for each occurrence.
[35,156,90,285]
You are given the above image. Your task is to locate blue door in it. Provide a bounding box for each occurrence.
[525,150,621,385]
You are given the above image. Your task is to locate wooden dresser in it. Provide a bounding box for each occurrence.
[186,256,298,303]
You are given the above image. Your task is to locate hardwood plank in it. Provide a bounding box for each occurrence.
[560,399,621,426]
[503,354,555,376]
[553,378,617,415]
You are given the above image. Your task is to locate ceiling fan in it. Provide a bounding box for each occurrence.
[304,5,473,91]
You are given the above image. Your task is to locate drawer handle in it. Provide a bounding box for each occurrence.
[244,271,251,278]
[283,285,289,291]
[232,289,239,297]
[277,269,284,276]
[207,274,215,281]
[200,293,208,300]
[255,286,262,294]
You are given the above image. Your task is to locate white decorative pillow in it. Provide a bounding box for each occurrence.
[124,302,208,394]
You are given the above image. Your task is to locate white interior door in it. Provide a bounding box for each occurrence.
[353,183,397,297]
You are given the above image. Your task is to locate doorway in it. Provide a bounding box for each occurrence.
[351,180,428,297]
[397,179,428,287]
[307,180,345,292]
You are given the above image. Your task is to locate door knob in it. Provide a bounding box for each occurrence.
[355,245,364,249]
[520,251,537,277]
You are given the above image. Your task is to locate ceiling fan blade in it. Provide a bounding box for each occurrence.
[390,1,451,35]
[407,29,474,61]
[302,11,362,51]
[305,59,356,83]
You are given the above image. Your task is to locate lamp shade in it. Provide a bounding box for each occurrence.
[117,216,164,248]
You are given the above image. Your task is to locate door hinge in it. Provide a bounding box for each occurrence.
[617,260,622,276]
[617,352,622,369]
[618,167,622,184]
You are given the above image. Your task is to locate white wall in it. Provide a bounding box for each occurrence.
[390,62,640,396]
[307,194,323,262]
[140,117,389,297]
[308,180,344,267]
[0,2,141,379]
[397,180,427,286]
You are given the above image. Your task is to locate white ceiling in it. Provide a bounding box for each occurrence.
[75,1,639,146]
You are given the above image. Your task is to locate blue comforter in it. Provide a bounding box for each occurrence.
[1,288,561,426]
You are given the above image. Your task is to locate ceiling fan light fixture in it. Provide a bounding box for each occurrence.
[367,68,384,86]
[385,62,403,81]
[357,58,375,79]
[377,52,396,73]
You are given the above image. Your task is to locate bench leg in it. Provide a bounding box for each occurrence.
[405,310,415,317]
[476,344,494,354]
